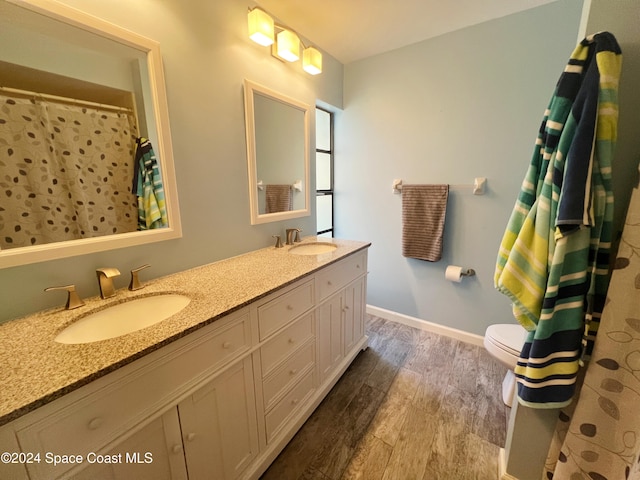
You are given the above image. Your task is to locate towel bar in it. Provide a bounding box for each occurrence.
[392,178,486,195]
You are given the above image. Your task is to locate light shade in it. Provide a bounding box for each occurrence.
[276,30,300,62]
[303,47,322,75]
[248,8,274,46]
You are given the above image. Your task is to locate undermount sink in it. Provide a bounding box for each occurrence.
[55,294,191,344]
[289,242,338,255]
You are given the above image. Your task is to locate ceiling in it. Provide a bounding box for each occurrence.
[254,0,559,64]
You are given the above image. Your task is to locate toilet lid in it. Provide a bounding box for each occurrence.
[486,324,526,355]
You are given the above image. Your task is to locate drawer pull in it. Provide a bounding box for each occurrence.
[289,369,298,375]
[222,341,232,349]
[172,444,183,454]
[186,433,197,442]
[87,417,103,430]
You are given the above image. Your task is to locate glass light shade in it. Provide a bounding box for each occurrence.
[303,46,322,75]
[276,30,300,62]
[248,9,274,46]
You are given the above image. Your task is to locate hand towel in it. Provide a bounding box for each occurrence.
[265,184,293,213]
[402,184,449,261]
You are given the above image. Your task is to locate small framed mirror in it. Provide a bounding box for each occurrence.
[0,0,181,268]
[243,79,310,225]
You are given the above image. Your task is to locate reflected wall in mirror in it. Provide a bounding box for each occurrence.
[0,0,181,268]
[244,79,310,225]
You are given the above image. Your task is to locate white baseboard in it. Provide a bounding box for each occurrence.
[366,305,484,347]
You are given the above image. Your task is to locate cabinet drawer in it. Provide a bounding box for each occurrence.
[258,280,314,340]
[262,341,315,410]
[317,252,366,302]
[261,313,314,375]
[17,310,251,479]
[265,371,315,443]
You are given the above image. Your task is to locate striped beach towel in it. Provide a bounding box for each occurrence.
[402,184,449,262]
[494,32,621,408]
[133,138,168,230]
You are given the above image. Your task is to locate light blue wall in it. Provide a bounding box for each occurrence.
[0,0,343,323]
[335,0,586,335]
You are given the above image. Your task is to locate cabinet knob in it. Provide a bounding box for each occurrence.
[327,281,332,286]
[87,417,103,430]
[343,305,350,311]
[289,369,298,375]
[186,433,197,442]
[286,304,294,311]
[222,341,232,349]
[291,398,300,405]
[288,338,295,344]
[172,444,183,454]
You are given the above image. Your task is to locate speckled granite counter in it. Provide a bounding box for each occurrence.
[0,237,370,426]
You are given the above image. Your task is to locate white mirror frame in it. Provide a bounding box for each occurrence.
[0,0,182,269]
[243,79,311,225]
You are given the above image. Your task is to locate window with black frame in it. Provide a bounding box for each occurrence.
[316,107,333,237]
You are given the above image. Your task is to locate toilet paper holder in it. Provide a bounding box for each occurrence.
[461,268,476,277]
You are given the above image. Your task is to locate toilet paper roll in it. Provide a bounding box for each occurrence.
[445,265,464,283]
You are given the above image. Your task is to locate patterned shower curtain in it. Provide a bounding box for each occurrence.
[0,93,138,249]
[545,165,640,479]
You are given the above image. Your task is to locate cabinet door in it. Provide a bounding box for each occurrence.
[70,408,187,480]
[317,293,344,381]
[178,357,259,480]
[343,277,365,354]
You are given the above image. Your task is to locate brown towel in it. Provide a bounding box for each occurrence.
[265,184,293,213]
[402,184,449,261]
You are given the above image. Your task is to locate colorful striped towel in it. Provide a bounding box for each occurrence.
[402,184,449,262]
[133,138,168,230]
[494,32,621,408]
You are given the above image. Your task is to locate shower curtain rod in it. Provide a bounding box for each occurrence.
[0,85,134,114]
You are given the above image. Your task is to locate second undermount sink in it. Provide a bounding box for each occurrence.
[55,294,191,344]
[289,242,338,255]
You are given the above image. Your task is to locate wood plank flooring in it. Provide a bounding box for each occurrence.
[261,314,510,480]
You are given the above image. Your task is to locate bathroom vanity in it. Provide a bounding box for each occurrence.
[0,238,369,480]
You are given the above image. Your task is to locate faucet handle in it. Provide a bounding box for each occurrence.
[129,264,151,291]
[45,284,85,310]
[272,235,283,248]
[294,228,302,243]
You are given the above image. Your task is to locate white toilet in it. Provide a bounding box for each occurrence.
[483,324,526,407]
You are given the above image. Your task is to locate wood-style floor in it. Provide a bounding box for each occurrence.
[261,314,510,480]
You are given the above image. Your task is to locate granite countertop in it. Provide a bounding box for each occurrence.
[0,237,370,426]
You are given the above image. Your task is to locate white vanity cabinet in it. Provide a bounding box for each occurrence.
[316,252,367,382]
[0,247,369,480]
[177,357,259,480]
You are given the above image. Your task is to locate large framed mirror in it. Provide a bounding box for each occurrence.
[243,79,310,225]
[0,0,181,268]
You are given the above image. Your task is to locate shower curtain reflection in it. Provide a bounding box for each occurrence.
[0,92,139,249]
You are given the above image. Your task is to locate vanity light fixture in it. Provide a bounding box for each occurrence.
[302,46,322,75]
[247,7,322,75]
[276,29,300,62]
[248,7,274,46]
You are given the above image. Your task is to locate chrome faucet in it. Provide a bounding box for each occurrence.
[96,267,121,299]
